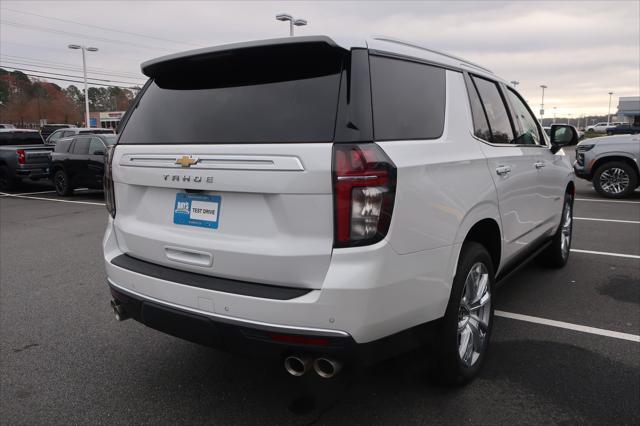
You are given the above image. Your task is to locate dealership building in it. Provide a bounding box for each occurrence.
[88,111,126,129]
[616,96,640,126]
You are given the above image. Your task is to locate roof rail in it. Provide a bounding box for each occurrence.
[372,36,494,74]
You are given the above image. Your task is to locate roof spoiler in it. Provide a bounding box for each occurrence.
[141,36,343,77]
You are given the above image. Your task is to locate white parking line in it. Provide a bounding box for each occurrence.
[0,192,105,206]
[571,248,640,260]
[0,190,56,197]
[495,310,640,343]
[574,217,640,224]
[575,198,640,205]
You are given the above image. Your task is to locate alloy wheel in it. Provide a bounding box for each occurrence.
[560,199,572,260]
[599,167,630,195]
[55,172,67,194]
[457,262,491,367]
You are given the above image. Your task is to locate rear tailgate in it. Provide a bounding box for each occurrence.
[111,144,333,289]
[20,145,53,166]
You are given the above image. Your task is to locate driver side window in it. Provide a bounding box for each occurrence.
[507,89,543,145]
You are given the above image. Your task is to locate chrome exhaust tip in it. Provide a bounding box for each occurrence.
[110,300,129,321]
[313,358,342,379]
[284,356,310,377]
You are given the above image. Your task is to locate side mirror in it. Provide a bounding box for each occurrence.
[550,124,578,153]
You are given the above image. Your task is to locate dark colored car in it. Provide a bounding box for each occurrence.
[606,123,640,135]
[41,124,76,140]
[50,134,116,195]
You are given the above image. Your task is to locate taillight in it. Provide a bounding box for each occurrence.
[332,143,396,248]
[16,149,25,165]
[104,145,116,218]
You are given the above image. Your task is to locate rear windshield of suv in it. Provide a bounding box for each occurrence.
[0,131,44,145]
[119,43,346,144]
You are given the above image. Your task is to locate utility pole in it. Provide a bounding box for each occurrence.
[607,92,614,125]
[539,85,547,124]
[275,13,307,36]
[68,44,99,127]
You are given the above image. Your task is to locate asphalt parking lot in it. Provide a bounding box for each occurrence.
[1,172,639,424]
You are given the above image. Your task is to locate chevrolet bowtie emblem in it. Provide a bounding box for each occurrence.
[175,155,199,168]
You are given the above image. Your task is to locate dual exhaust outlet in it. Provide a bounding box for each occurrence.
[284,356,342,379]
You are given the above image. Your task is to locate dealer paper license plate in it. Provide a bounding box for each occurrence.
[173,193,221,229]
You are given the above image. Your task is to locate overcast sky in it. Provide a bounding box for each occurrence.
[1,1,639,117]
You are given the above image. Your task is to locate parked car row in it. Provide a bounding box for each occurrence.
[585,122,624,133]
[0,127,115,192]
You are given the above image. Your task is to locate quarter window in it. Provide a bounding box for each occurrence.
[507,89,542,145]
[471,76,514,144]
[89,138,105,155]
[465,77,492,142]
[370,55,446,141]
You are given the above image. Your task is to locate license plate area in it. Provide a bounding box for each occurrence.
[173,193,221,229]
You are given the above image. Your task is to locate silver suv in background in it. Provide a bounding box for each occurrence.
[574,134,640,198]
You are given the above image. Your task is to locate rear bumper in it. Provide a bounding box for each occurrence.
[15,165,50,179]
[103,217,453,359]
[109,281,436,364]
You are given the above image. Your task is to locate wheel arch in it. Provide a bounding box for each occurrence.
[591,155,639,178]
[462,219,502,273]
[452,201,503,277]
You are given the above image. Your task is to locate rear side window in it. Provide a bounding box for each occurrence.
[72,138,90,154]
[0,132,43,145]
[89,138,105,155]
[465,77,492,142]
[471,76,514,144]
[119,43,345,144]
[369,56,446,140]
[55,139,73,152]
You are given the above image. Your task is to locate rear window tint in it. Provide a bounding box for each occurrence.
[369,55,446,141]
[0,132,43,145]
[119,43,345,144]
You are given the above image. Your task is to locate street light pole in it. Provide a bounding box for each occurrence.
[553,106,557,124]
[275,13,307,36]
[607,91,614,125]
[68,44,98,127]
[540,85,547,123]
[510,80,519,88]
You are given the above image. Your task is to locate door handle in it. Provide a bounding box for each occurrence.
[496,165,511,176]
[534,161,546,169]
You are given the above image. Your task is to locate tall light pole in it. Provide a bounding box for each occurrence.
[68,44,98,127]
[510,80,519,88]
[275,13,307,36]
[553,106,557,124]
[539,85,547,123]
[607,91,614,125]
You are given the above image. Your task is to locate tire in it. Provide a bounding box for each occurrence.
[593,161,638,199]
[0,166,17,191]
[53,169,73,196]
[538,192,573,268]
[435,242,494,385]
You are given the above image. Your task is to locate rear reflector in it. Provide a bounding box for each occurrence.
[268,333,330,346]
[332,143,396,248]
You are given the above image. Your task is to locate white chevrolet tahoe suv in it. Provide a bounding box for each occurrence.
[104,36,577,384]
